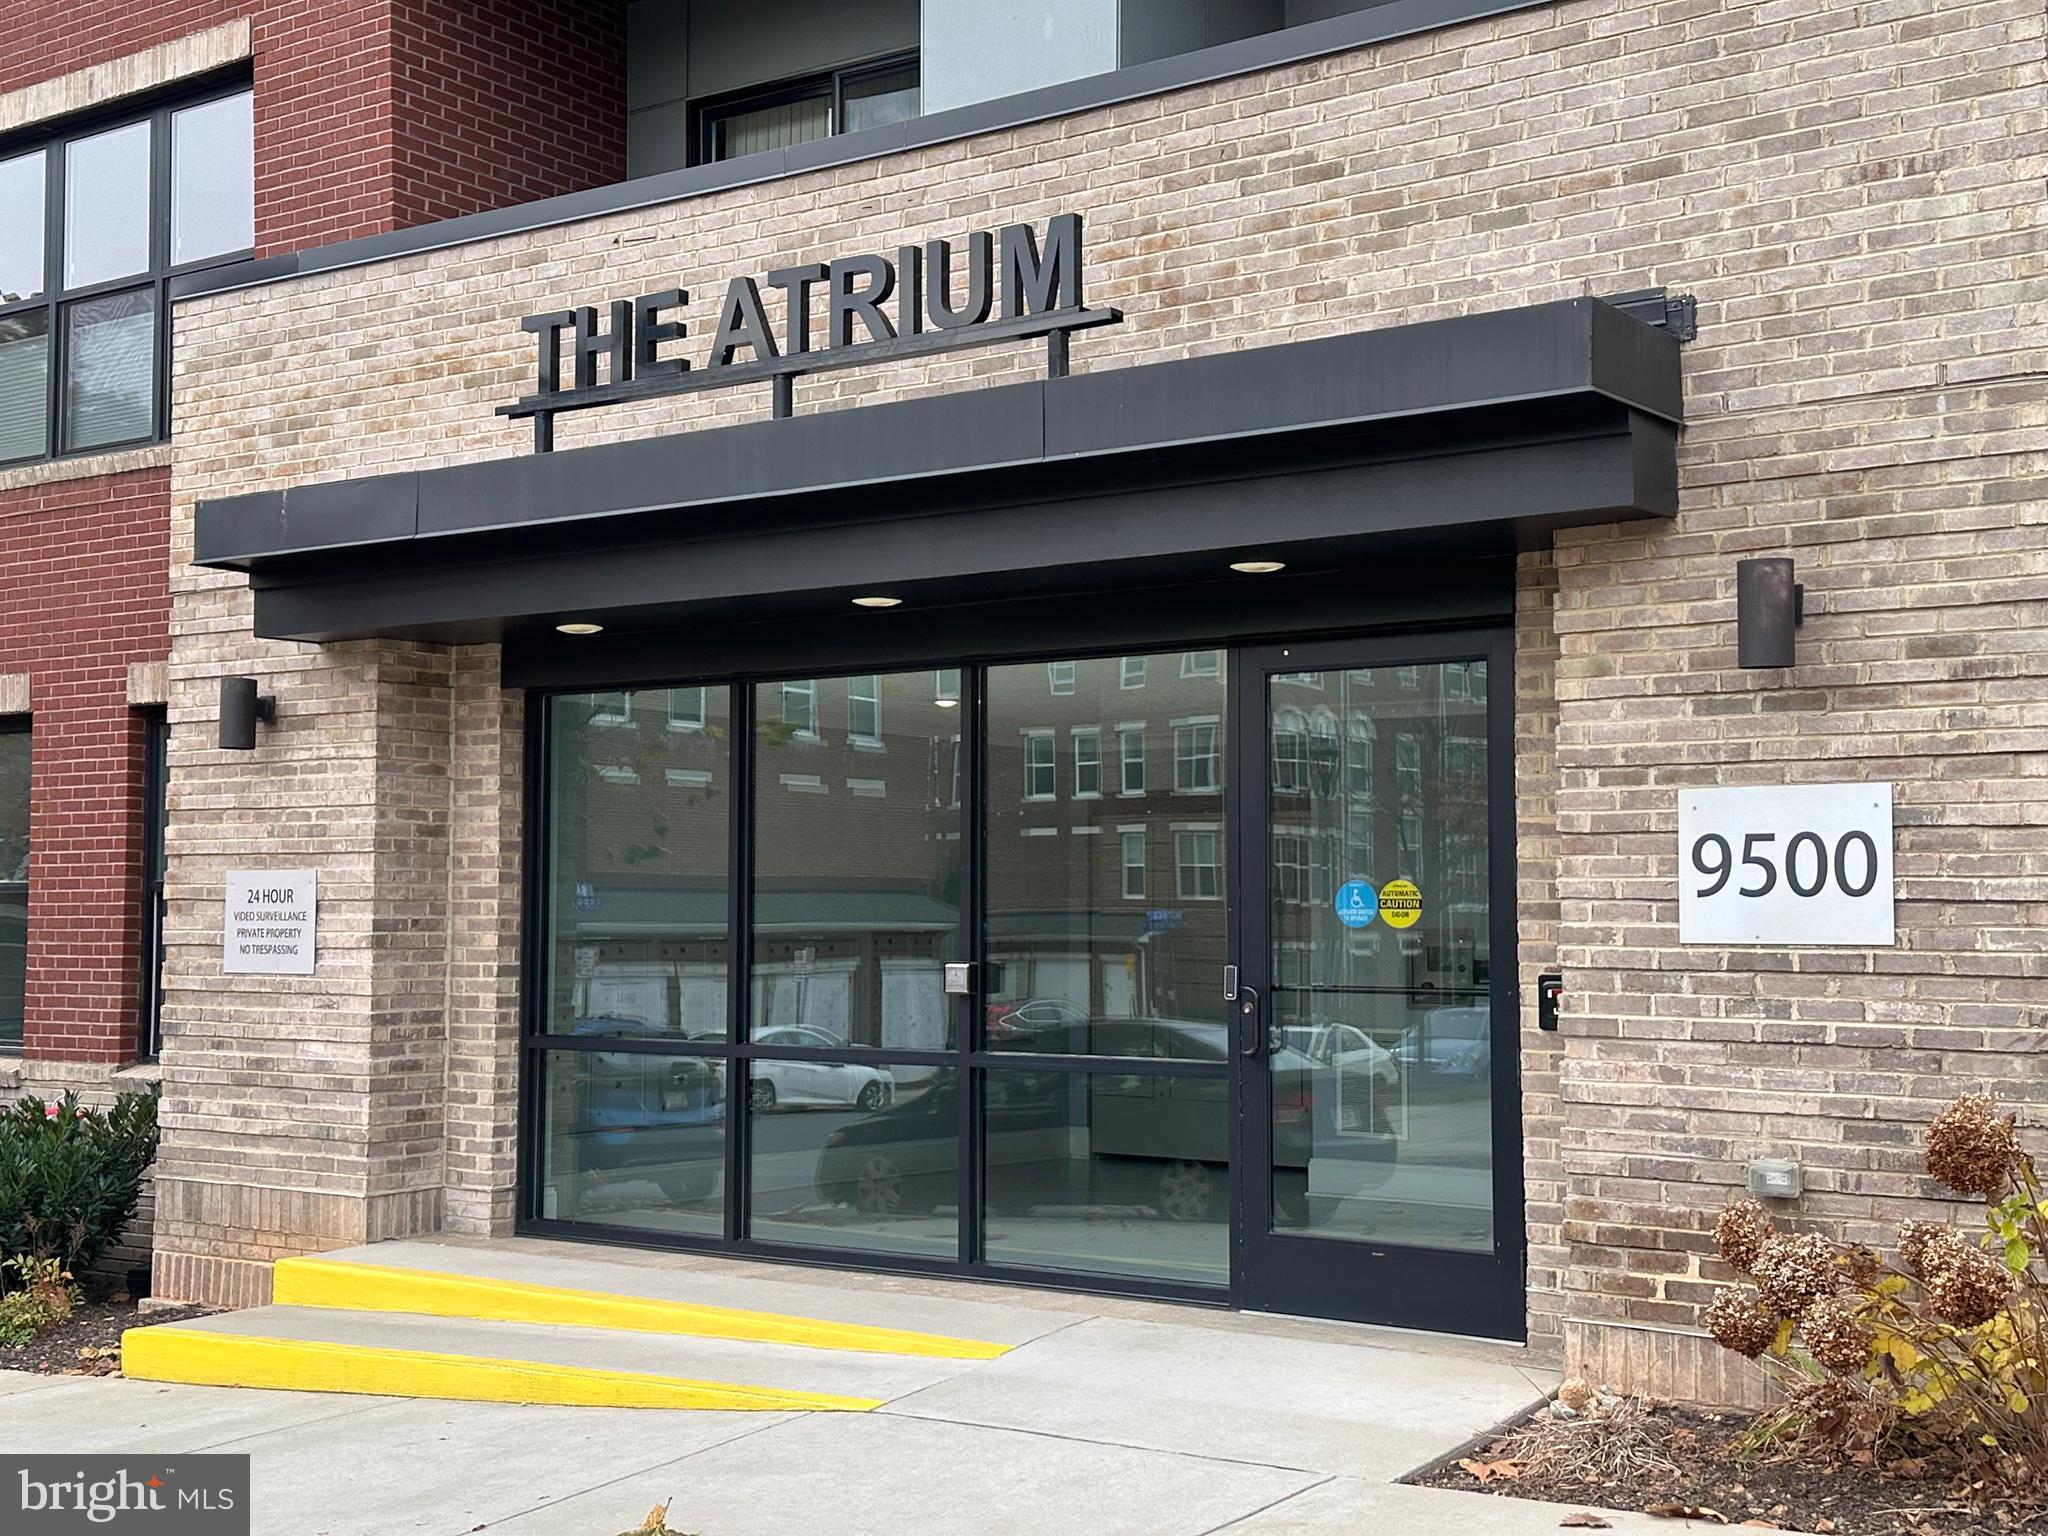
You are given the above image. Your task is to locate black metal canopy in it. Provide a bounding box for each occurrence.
[195,295,1682,666]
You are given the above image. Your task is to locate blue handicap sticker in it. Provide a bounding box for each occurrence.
[1334,879,1377,928]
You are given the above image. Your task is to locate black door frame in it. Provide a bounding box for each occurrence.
[1228,628,1525,1341]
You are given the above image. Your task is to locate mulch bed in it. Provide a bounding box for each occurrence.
[1414,1402,2046,1534]
[0,1297,215,1378]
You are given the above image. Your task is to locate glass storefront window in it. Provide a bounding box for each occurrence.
[753,1065,957,1259]
[985,652,1226,1059]
[526,642,1501,1313]
[537,1051,725,1237]
[982,1067,1229,1286]
[750,673,961,1051]
[542,686,732,1042]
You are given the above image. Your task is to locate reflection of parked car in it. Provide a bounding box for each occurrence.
[750,1025,894,1112]
[1276,1022,1400,1089]
[1394,1006,1491,1079]
[984,996,1089,1047]
[565,1016,723,1201]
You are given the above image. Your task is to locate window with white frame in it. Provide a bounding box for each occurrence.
[1119,727,1145,794]
[1173,720,1219,793]
[1273,710,1307,794]
[1072,728,1101,797]
[668,686,706,730]
[1180,650,1220,679]
[1397,666,1420,690]
[1120,829,1146,899]
[1273,830,1309,905]
[1047,661,1076,696]
[1174,827,1221,900]
[590,691,633,727]
[847,675,881,743]
[1120,657,1146,689]
[1346,815,1374,875]
[1024,731,1056,799]
[1347,714,1377,800]
[0,85,253,466]
[1401,810,1423,854]
[1396,732,1422,799]
[1310,830,1338,905]
[781,679,818,734]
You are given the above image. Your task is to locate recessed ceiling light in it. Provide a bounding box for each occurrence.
[852,595,903,608]
[1230,559,1287,575]
[555,621,605,635]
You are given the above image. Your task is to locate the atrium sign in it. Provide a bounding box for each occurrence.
[501,213,1120,450]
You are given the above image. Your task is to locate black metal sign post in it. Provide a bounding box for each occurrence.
[500,213,1122,452]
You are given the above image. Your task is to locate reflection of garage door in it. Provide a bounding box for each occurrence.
[585,974,667,1029]
[880,961,945,1051]
[755,967,854,1036]
[679,974,726,1039]
[1100,957,1135,1018]
[1035,956,1089,1013]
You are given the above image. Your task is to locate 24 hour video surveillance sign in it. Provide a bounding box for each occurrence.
[223,869,317,975]
[1677,784,1894,946]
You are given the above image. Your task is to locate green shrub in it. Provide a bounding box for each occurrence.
[0,1087,160,1283]
[0,1256,80,1345]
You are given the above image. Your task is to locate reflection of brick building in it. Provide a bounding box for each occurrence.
[550,657,1491,1046]
[1267,666,1491,1002]
[986,653,1230,1028]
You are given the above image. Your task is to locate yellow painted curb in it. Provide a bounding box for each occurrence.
[121,1327,883,1412]
[272,1257,1010,1361]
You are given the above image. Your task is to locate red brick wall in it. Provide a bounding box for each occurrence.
[0,469,169,1063]
[0,1,627,1061]
[390,0,627,227]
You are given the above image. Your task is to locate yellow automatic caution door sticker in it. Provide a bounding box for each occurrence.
[1377,878,1422,929]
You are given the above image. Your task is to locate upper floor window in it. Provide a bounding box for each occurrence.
[781,679,819,735]
[668,686,706,730]
[847,675,881,744]
[697,53,919,165]
[0,86,252,466]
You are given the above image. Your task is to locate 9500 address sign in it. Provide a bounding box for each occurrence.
[1677,784,1894,946]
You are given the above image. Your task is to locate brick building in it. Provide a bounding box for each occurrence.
[6,0,2042,1396]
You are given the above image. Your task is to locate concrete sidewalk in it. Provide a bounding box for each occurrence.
[0,1237,1687,1535]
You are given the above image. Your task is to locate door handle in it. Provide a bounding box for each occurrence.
[1237,984,1262,1057]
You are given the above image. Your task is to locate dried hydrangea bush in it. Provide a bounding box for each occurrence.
[1704,1095,2048,1490]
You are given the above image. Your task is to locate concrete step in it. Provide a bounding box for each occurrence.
[124,1303,994,1410]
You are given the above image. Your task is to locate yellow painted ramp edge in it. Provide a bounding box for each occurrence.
[273,1257,1010,1362]
[122,1327,882,1412]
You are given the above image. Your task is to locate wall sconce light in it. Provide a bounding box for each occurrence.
[1736,557,1803,669]
[219,676,277,750]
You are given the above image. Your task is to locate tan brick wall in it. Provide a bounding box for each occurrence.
[1516,551,1566,1348]
[165,0,2047,1389]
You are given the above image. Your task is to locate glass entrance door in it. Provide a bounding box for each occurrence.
[1232,633,1522,1339]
